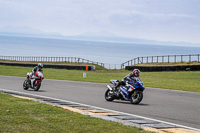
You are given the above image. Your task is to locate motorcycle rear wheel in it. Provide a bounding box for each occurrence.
[23,80,29,90]
[33,81,41,91]
[105,89,115,101]
[130,91,143,104]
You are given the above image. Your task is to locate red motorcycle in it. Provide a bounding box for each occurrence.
[23,71,44,91]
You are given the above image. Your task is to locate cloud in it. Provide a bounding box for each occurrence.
[94,9,197,25]
[0,0,200,43]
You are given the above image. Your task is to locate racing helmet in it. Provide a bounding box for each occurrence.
[133,69,140,77]
[38,63,43,68]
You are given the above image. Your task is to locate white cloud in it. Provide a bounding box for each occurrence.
[94,9,197,24]
[0,0,200,43]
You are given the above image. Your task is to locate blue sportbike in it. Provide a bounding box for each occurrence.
[105,77,145,104]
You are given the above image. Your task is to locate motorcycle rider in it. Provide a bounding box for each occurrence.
[28,63,43,87]
[115,69,140,95]
[32,63,43,74]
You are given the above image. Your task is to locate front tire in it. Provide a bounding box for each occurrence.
[130,91,143,104]
[105,89,115,101]
[33,81,41,91]
[23,80,29,90]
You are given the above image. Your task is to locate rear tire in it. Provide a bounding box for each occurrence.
[130,91,143,104]
[105,89,115,101]
[23,80,29,90]
[33,81,41,91]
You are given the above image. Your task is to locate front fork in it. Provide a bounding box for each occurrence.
[107,85,113,91]
[31,79,36,88]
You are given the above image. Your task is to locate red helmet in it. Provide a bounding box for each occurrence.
[133,69,140,77]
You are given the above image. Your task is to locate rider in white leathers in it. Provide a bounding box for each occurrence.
[29,63,43,87]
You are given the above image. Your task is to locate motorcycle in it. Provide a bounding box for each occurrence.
[105,77,145,104]
[23,71,44,91]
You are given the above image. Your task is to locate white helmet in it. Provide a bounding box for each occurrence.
[38,63,43,68]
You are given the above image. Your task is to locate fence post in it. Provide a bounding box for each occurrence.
[157,56,158,63]
[175,55,176,63]
[168,56,170,63]
[147,57,148,63]
[142,57,143,64]
[189,55,191,62]
[181,55,183,62]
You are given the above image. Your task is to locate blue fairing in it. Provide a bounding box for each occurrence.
[120,87,130,99]
[110,80,119,86]
[129,81,145,91]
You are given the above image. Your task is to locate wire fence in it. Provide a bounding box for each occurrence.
[121,54,200,69]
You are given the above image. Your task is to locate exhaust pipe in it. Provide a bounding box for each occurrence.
[107,85,113,91]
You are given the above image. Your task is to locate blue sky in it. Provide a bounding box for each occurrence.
[0,0,200,44]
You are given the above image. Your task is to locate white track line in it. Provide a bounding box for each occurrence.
[1,88,199,132]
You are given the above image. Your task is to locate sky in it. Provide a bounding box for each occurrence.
[0,0,200,44]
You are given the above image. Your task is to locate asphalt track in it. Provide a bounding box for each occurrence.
[0,75,199,129]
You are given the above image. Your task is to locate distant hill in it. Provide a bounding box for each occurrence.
[0,28,199,47]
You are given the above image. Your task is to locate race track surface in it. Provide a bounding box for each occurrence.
[0,75,199,129]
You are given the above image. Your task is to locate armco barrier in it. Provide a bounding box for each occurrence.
[0,62,95,71]
[125,65,200,71]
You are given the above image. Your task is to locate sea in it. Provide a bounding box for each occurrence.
[0,35,200,68]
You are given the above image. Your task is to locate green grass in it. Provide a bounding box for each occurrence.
[141,71,200,92]
[0,65,200,92]
[0,93,150,133]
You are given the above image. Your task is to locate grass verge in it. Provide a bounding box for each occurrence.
[0,93,150,133]
[0,65,200,92]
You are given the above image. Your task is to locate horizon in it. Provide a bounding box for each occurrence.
[0,32,200,48]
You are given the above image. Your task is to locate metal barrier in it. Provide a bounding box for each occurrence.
[121,54,200,69]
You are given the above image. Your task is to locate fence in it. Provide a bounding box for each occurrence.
[1,54,200,70]
[0,56,105,68]
[121,54,200,69]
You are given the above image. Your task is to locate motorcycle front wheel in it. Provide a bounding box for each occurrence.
[130,91,143,104]
[23,80,29,90]
[105,89,115,101]
[33,81,41,91]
